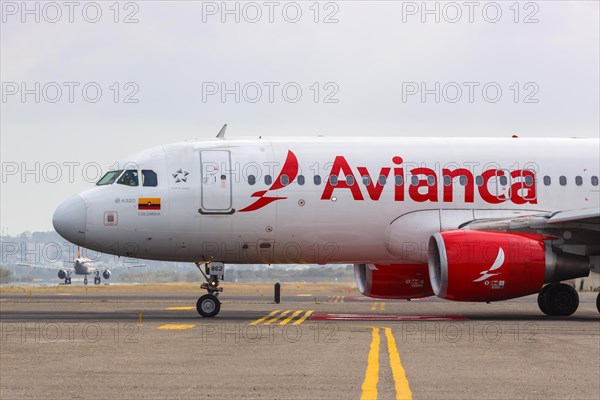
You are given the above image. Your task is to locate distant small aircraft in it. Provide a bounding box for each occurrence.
[19,247,145,285]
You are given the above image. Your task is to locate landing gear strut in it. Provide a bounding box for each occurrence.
[537,283,579,316]
[84,277,88,285]
[195,261,224,318]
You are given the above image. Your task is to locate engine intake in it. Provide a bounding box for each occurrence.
[102,270,111,280]
[428,230,590,302]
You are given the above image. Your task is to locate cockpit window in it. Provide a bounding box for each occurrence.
[142,170,158,187]
[96,170,123,186]
[117,170,139,186]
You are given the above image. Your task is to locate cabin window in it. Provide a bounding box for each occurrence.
[592,176,599,186]
[265,175,272,185]
[499,175,508,186]
[248,175,256,185]
[280,174,289,185]
[141,170,158,187]
[443,176,451,186]
[96,170,123,186]
[411,176,419,186]
[363,175,371,185]
[543,176,551,186]
[117,170,139,186]
[475,176,483,186]
[459,175,467,186]
[559,176,567,186]
[378,175,387,186]
[346,175,355,185]
[329,175,338,186]
[297,175,305,185]
[524,175,534,187]
[314,175,321,185]
[575,176,583,186]
[394,175,403,186]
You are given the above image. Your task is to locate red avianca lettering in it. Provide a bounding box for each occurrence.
[241,151,537,212]
[321,155,537,205]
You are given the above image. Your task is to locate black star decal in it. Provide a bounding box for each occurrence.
[173,169,189,183]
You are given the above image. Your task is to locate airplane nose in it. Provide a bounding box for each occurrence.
[52,194,87,245]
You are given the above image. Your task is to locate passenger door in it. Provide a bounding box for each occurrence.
[200,150,233,214]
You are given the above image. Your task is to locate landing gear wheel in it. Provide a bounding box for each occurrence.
[65,277,71,285]
[194,262,225,317]
[84,277,88,285]
[197,294,220,318]
[94,277,101,285]
[544,283,579,316]
[537,284,552,315]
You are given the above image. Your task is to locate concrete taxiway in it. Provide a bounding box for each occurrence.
[1,283,599,399]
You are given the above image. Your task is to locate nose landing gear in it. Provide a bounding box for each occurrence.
[195,261,224,318]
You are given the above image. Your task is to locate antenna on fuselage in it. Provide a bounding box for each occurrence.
[216,124,227,139]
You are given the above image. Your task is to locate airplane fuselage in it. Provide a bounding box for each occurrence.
[53,137,600,265]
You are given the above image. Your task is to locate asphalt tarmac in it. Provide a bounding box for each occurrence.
[1,283,599,400]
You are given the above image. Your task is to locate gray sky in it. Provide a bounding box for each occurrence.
[1,0,599,234]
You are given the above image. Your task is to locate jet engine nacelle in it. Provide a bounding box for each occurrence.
[354,263,434,299]
[102,270,111,280]
[428,230,590,302]
[58,270,67,280]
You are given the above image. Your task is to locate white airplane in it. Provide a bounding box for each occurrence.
[52,126,600,317]
[19,247,145,285]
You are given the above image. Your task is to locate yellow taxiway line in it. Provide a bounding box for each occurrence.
[248,310,281,325]
[291,310,313,325]
[264,310,291,325]
[157,324,196,330]
[279,310,304,325]
[385,327,412,400]
[361,327,380,400]
[361,327,412,400]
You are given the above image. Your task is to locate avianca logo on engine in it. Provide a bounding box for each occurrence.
[473,248,504,282]
[239,151,537,212]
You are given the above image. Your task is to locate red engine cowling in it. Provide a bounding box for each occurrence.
[428,230,589,302]
[354,263,434,299]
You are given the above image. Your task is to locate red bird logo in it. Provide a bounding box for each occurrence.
[239,150,299,212]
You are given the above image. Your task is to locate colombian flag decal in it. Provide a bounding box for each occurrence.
[138,198,161,210]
